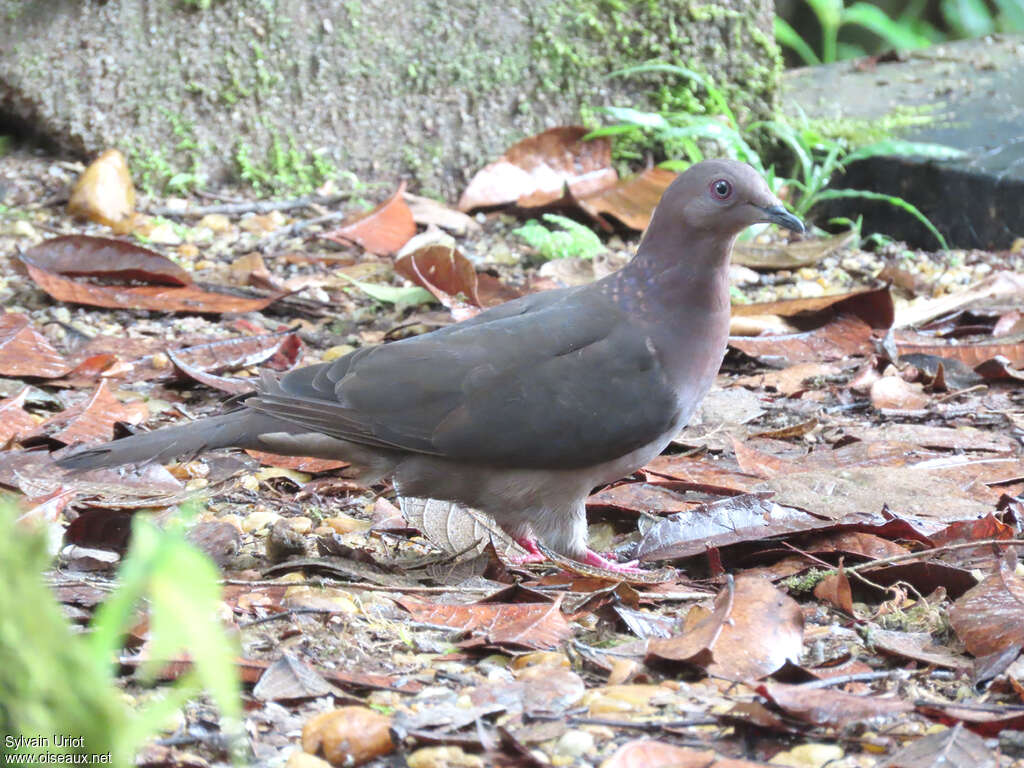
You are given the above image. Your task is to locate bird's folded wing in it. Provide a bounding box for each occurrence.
[247,287,679,469]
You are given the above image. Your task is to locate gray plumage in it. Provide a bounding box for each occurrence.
[59,160,803,570]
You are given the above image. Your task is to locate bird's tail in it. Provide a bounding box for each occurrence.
[56,410,268,471]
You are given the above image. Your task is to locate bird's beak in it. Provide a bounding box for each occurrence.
[757,204,805,234]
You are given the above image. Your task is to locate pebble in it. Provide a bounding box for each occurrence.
[795,279,825,298]
[324,514,371,534]
[242,510,281,533]
[554,730,594,758]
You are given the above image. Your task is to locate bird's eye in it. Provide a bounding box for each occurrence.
[710,179,732,200]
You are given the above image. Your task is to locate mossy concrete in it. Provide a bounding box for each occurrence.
[0,0,777,198]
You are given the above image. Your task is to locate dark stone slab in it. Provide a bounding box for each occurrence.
[782,35,1024,250]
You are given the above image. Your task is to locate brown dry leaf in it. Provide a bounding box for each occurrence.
[870,376,930,410]
[636,493,827,562]
[813,564,853,614]
[949,561,1024,658]
[253,652,337,701]
[20,241,282,314]
[647,575,803,680]
[757,682,912,727]
[403,193,480,235]
[731,285,894,329]
[870,629,970,670]
[587,482,695,517]
[399,598,572,650]
[321,184,415,255]
[394,244,481,319]
[301,706,394,766]
[23,235,192,285]
[896,335,1024,369]
[732,231,855,270]
[600,739,769,768]
[886,724,996,768]
[895,271,1024,329]
[0,388,37,445]
[0,313,71,378]
[643,454,761,494]
[577,167,676,230]
[244,450,348,473]
[32,381,148,445]
[458,126,616,211]
[166,348,253,395]
[68,149,136,229]
[399,496,526,562]
[729,314,875,365]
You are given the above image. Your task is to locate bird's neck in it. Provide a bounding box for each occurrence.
[607,224,735,323]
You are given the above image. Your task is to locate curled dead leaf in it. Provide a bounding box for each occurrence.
[321,184,415,255]
[68,149,136,229]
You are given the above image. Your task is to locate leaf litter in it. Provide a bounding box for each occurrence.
[1,134,1024,767]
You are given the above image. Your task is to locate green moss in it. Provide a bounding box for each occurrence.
[808,104,940,145]
[234,135,339,195]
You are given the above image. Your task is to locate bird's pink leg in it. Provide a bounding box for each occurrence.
[582,549,643,574]
[508,535,547,564]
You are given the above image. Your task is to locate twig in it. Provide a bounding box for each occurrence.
[843,538,1022,574]
[798,669,913,689]
[147,193,354,218]
[220,577,496,593]
[256,210,352,252]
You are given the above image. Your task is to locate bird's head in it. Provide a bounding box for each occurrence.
[661,159,804,237]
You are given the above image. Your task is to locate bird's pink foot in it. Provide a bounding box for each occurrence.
[507,535,547,564]
[582,549,643,573]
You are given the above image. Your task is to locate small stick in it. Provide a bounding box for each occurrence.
[147,193,353,218]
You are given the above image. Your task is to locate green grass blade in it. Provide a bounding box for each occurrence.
[814,188,948,250]
[844,140,966,165]
[773,17,821,66]
[842,3,934,49]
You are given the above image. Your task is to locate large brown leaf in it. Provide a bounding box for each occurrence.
[647,575,803,680]
[20,240,282,314]
[394,244,481,320]
[30,380,148,445]
[949,560,1024,658]
[399,598,571,650]
[732,285,894,329]
[0,313,71,378]
[577,167,677,231]
[729,314,876,365]
[22,235,191,285]
[458,126,616,211]
[757,682,911,728]
[321,183,416,255]
[0,388,37,445]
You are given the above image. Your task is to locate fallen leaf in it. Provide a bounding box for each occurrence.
[894,271,1024,329]
[244,450,348,474]
[577,167,676,230]
[813,564,853,614]
[23,235,191,285]
[394,244,481,319]
[458,126,616,211]
[399,598,572,650]
[321,183,416,255]
[757,682,911,727]
[20,239,282,314]
[0,317,69,384]
[896,334,1024,370]
[0,388,37,445]
[733,231,856,270]
[67,149,136,229]
[870,629,970,670]
[254,652,337,701]
[647,576,803,680]
[30,381,148,445]
[731,285,894,329]
[404,193,480,235]
[729,314,875,365]
[885,723,996,768]
[949,561,1024,658]
[870,376,930,410]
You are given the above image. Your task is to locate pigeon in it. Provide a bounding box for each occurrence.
[59,159,804,571]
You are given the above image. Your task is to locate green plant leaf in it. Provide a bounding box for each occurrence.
[844,140,966,165]
[993,0,1024,30]
[843,3,934,50]
[512,214,604,262]
[940,0,997,37]
[773,17,821,66]
[814,188,949,250]
[609,63,733,124]
[583,124,646,139]
[336,273,435,307]
[598,106,669,130]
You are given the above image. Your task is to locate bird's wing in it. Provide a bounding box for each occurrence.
[247,286,680,469]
